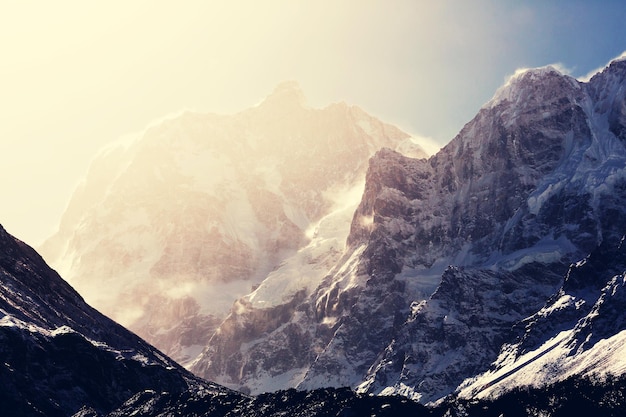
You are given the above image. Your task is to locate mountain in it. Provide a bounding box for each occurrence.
[191,56,626,401]
[0,224,236,417]
[39,81,427,366]
[101,387,431,417]
[0,222,437,417]
[1,216,623,416]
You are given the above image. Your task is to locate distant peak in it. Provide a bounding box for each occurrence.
[576,52,626,82]
[273,80,303,94]
[260,81,307,108]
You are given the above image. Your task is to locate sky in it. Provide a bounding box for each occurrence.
[1,0,626,246]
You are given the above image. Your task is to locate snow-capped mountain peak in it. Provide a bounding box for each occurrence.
[258,80,307,108]
[485,64,581,110]
[39,82,425,369]
[33,53,626,407]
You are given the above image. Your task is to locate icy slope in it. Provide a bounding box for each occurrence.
[39,82,425,365]
[458,237,626,400]
[189,181,363,393]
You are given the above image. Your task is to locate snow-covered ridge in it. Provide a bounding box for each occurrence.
[31,54,626,404]
[0,223,231,415]
[458,270,626,400]
[0,315,167,367]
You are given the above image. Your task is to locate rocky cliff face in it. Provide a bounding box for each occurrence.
[39,82,425,366]
[0,224,436,417]
[344,59,626,402]
[192,57,626,401]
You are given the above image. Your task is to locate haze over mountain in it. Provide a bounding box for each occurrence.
[1,221,441,416]
[40,82,427,366]
[5,2,626,253]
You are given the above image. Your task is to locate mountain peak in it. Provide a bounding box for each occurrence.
[592,52,626,81]
[260,80,307,108]
[484,64,579,109]
[594,51,626,75]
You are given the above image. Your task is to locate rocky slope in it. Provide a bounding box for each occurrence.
[39,81,426,366]
[0,224,233,417]
[192,56,626,401]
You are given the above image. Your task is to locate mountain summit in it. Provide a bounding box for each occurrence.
[259,80,307,107]
[39,83,427,367]
[37,57,626,406]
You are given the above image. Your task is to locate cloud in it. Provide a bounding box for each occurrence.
[410,135,445,156]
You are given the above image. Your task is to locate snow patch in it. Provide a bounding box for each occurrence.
[246,368,309,395]
[379,383,423,402]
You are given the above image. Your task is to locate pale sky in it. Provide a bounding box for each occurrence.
[2,0,626,246]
